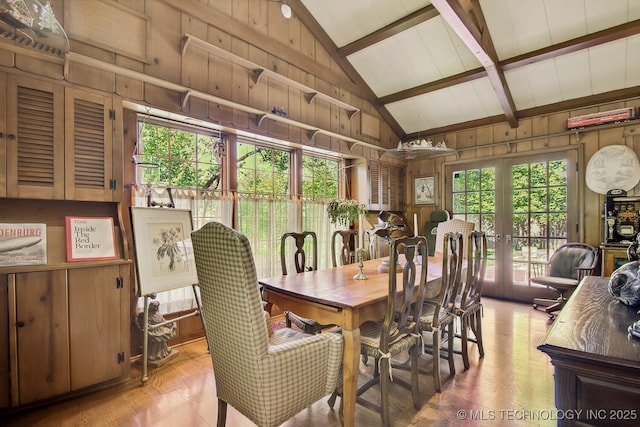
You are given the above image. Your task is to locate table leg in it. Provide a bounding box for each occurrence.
[341,327,360,427]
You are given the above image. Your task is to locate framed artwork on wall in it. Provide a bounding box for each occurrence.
[414,174,437,206]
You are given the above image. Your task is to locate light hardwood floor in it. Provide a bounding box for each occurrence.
[2,298,556,427]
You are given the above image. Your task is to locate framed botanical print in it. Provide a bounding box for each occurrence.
[414,174,437,206]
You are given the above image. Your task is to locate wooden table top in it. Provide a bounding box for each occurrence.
[259,256,444,310]
[538,275,640,366]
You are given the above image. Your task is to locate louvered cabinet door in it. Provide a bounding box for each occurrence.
[6,75,65,199]
[64,88,114,201]
[369,161,381,210]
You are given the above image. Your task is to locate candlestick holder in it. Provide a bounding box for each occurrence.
[353,248,368,280]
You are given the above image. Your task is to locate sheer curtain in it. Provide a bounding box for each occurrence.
[302,198,338,270]
[132,186,233,314]
[237,193,296,278]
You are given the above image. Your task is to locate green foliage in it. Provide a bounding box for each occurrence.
[326,199,367,226]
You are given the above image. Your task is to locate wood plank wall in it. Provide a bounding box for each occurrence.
[406,105,640,247]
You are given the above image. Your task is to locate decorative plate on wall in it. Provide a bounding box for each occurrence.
[585,145,640,195]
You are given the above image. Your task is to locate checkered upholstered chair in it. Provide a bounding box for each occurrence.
[434,219,475,256]
[191,222,343,427]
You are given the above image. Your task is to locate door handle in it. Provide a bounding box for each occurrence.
[505,235,512,244]
[495,234,501,243]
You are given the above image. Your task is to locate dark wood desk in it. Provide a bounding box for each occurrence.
[538,276,640,426]
[259,257,443,427]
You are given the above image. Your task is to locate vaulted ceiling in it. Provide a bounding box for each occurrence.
[291,0,640,140]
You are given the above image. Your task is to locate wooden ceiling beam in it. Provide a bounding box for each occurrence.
[338,5,439,56]
[431,0,518,128]
[379,68,487,104]
[502,19,640,71]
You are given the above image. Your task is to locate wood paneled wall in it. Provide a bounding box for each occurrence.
[407,101,640,247]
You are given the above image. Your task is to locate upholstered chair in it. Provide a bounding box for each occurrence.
[531,242,599,319]
[191,222,343,427]
[434,219,474,256]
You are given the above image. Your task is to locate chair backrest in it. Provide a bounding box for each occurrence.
[280,231,318,275]
[382,235,428,351]
[331,229,357,267]
[190,222,270,407]
[462,231,488,308]
[434,219,474,255]
[548,242,599,280]
[430,232,464,322]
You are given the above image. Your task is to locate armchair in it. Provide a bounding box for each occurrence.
[191,222,343,427]
[531,242,600,319]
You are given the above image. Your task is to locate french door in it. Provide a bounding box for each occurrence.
[445,149,579,301]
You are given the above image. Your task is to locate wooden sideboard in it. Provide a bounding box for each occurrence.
[538,276,640,426]
[600,243,630,276]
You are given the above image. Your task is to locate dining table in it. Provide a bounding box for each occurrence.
[259,255,444,427]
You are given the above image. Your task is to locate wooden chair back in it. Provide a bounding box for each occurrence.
[433,232,464,321]
[331,229,357,267]
[383,235,428,351]
[280,231,318,275]
[461,231,488,310]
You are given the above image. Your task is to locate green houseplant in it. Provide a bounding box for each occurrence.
[327,199,367,227]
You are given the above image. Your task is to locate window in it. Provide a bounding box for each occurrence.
[134,119,230,313]
[302,155,340,269]
[236,140,293,278]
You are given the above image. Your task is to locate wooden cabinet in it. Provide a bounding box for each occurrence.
[600,243,629,276]
[366,161,405,211]
[0,72,120,201]
[5,73,65,200]
[6,263,130,407]
[11,270,70,405]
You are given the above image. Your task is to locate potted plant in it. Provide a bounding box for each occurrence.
[326,199,367,227]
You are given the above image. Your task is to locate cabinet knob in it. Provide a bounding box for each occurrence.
[7,134,16,140]
[16,321,25,327]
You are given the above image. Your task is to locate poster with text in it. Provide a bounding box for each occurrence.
[0,223,47,266]
[66,217,118,261]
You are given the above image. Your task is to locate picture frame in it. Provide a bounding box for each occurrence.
[130,207,198,297]
[414,174,437,206]
[65,217,117,262]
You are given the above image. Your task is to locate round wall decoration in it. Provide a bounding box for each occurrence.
[585,145,640,195]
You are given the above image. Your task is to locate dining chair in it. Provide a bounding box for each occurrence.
[330,235,428,427]
[418,231,463,392]
[191,222,343,427]
[280,231,329,334]
[454,230,487,370]
[331,229,358,267]
[531,242,600,319]
[280,231,318,275]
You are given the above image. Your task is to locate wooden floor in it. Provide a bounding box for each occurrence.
[2,298,557,427]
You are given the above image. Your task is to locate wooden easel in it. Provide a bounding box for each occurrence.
[138,188,207,385]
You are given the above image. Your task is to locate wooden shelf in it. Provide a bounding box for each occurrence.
[181,33,360,119]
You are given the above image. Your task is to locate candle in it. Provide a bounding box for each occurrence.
[359,214,364,249]
[414,213,418,237]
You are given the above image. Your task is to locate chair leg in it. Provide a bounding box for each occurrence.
[472,308,484,358]
[217,399,227,427]
[447,322,456,376]
[410,343,421,410]
[432,330,442,393]
[380,358,391,427]
[461,315,470,370]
